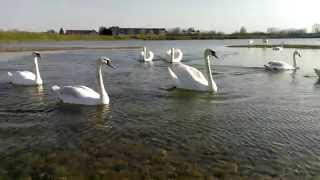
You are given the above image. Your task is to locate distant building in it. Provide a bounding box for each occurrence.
[65,29,97,35]
[267,27,281,34]
[267,27,307,34]
[108,26,166,36]
[312,24,320,33]
[46,29,56,34]
[281,28,307,34]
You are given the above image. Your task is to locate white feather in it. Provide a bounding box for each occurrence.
[52,58,112,105]
[167,49,218,92]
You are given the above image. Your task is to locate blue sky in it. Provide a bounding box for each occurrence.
[0,0,319,33]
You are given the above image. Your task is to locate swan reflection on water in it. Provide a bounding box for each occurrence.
[54,103,111,127]
[90,105,112,128]
[34,85,44,96]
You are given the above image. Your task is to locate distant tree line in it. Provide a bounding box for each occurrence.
[98,27,112,35]
[3,25,320,40]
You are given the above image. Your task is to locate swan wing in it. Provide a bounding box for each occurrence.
[8,71,38,85]
[268,61,286,66]
[145,51,154,61]
[169,63,208,90]
[265,61,294,70]
[77,86,100,96]
[166,49,172,55]
[168,66,178,84]
[174,63,207,83]
[60,86,100,99]
[13,71,36,80]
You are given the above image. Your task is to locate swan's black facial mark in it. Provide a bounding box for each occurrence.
[32,51,41,58]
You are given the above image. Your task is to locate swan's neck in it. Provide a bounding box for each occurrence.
[176,49,183,61]
[171,48,175,61]
[96,64,108,104]
[33,57,42,83]
[293,53,297,68]
[143,47,147,60]
[205,56,215,92]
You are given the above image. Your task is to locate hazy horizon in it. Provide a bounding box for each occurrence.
[1,0,320,33]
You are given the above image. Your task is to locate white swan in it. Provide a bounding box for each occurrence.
[264,50,302,71]
[140,47,154,62]
[272,46,284,51]
[263,39,269,45]
[248,40,254,46]
[166,48,183,63]
[51,57,114,105]
[8,52,43,86]
[168,49,218,92]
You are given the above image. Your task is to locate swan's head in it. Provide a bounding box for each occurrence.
[176,49,182,54]
[204,49,218,59]
[294,50,302,58]
[99,57,115,69]
[32,51,41,59]
[167,48,182,56]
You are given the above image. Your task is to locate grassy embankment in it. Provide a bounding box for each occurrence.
[0,32,148,52]
[0,31,218,42]
[3,31,320,42]
[228,44,320,49]
[2,31,320,51]
[0,31,176,43]
[0,31,132,43]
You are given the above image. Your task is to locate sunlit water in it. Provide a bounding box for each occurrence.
[1,39,320,177]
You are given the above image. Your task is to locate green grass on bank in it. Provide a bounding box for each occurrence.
[0,32,133,43]
[0,31,176,43]
[0,31,225,43]
[3,31,320,43]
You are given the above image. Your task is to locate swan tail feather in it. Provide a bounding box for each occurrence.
[168,66,180,87]
[7,72,12,83]
[51,85,63,100]
[51,85,61,97]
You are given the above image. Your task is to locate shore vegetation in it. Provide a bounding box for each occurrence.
[2,30,320,43]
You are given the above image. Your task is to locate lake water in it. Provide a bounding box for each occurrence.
[1,39,320,178]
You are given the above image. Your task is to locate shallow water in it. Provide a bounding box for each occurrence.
[1,39,320,177]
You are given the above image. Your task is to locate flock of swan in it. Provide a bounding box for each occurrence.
[6,46,319,106]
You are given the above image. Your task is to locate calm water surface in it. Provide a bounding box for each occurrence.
[1,39,320,177]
